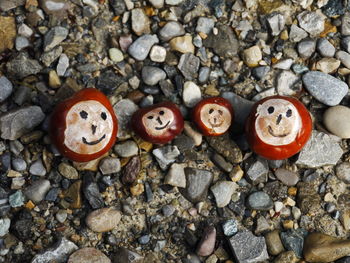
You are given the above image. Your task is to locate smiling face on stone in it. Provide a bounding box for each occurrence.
[255,98,301,146]
[64,100,114,154]
[199,103,232,134]
[142,107,175,136]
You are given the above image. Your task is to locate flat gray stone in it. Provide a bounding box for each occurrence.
[342,12,350,36]
[152,146,180,170]
[31,237,78,263]
[141,66,166,86]
[177,53,200,80]
[302,71,348,106]
[210,181,238,207]
[43,26,69,52]
[0,106,45,140]
[0,0,25,11]
[164,163,186,188]
[267,13,285,36]
[246,158,269,185]
[0,76,13,102]
[99,157,121,175]
[29,159,46,176]
[114,140,138,157]
[336,50,350,69]
[128,34,159,61]
[229,231,269,263]
[317,38,335,57]
[196,17,215,34]
[289,24,308,42]
[6,53,43,79]
[180,168,213,203]
[24,179,50,203]
[297,11,325,36]
[297,39,316,58]
[296,131,343,168]
[113,99,139,139]
[247,191,273,211]
[159,21,185,41]
[276,70,300,96]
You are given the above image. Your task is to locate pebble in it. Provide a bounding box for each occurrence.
[113,99,139,139]
[99,157,121,175]
[229,231,269,263]
[302,71,348,106]
[242,45,262,67]
[275,168,299,186]
[29,159,46,176]
[149,45,166,62]
[0,0,25,11]
[342,12,350,36]
[170,35,195,54]
[114,140,138,157]
[342,36,350,53]
[31,237,78,263]
[246,158,269,185]
[68,247,111,263]
[206,135,243,163]
[0,16,16,52]
[297,11,325,36]
[109,48,124,63]
[24,179,50,203]
[265,230,285,256]
[297,39,316,58]
[110,0,125,15]
[141,66,166,86]
[6,53,43,79]
[247,191,273,210]
[273,59,294,70]
[315,58,340,73]
[43,26,69,52]
[289,24,308,42]
[131,8,150,36]
[162,205,175,217]
[128,34,159,61]
[280,229,307,258]
[152,146,180,170]
[196,226,216,257]
[164,163,186,188]
[41,46,63,67]
[296,131,343,167]
[222,219,238,236]
[212,154,233,172]
[183,122,202,146]
[273,251,299,263]
[336,50,350,69]
[58,162,78,179]
[56,209,67,223]
[317,38,336,57]
[18,23,33,38]
[159,21,185,41]
[0,218,10,237]
[40,0,69,18]
[324,105,350,138]
[113,247,144,263]
[180,168,213,203]
[276,70,300,96]
[138,234,150,245]
[210,181,237,208]
[122,156,140,184]
[335,162,350,183]
[57,53,69,76]
[267,13,285,36]
[83,174,104,209]
[12,158,27,172]
[165,0,184,5]
[178,53,200,80]
[303,232,350,262]
[15,36,30,51]
[86,207,121,233]
[49,70,61,88]
[9,190,24,208]
[0,76,13,103]
[196,17,215,34]
[198,67,210,84]
[182,81,201,108]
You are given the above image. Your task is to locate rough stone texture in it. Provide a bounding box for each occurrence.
[206,134,243,163]
[141,66,166,86]
[159,21,185,41]
[246,158,269,185]
[297,181,322,215]
[265,230,285,256]
[297,11,325,36]
[0,106,45,140]
[229,231,269,263]
[113,248,144,263]
[296,131,343,168]
[0,16,16,52]
[164,163,186,188]
[99,157,121,175]
[275,168,299,186]
[24,179,51,204]
[247,191,273,211]
[128,34,159,61]
[280,229,307,258]
[303,233,350,262]
[31,237,78,263]
[68,247,111,263]
[113,99,139,139]
[222,92,254,126]
[114,140,138,157]
[203,24,239,58]
[180,168,213,203]
[43,26,69,52]
[152,146,180,170]
[177,53,200,80]
[196,226,216,257]
[0,0,25,11]
[86,207,121,233]
[182,81,201,107]
[131,8,150,36]
[58,163,79,179]
[336,162,350,184]
[210,181,238,208]
[0,76,13,103]
[302,71,348,106]
[6,53,43,79]
[324,105,350,138]
[273,251,299,263]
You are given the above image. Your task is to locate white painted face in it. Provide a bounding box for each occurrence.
[142,107,175,136]
[200,103,232,134]
[255,99,301,146]
[64,100,114,154]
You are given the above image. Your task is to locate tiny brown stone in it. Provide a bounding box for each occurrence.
[63,180,82,209]
[303,232,350,262]
[122,156,141,184]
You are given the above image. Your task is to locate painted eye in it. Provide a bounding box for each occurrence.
[218,110,223,115]
[101,112,107,120]
[286,109,292,117]
[159,111,164,115]
[80,110,88,119]
[209,109,214,114]
[147,116,154,119]
[268,106,274,114]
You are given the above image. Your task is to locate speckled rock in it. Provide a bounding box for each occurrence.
[210,181,238,208]
[128,34,159,61]
[68,247,111,263]
[86,207,121,233]
[265,230,285,256]
[273,251,299,263]
[247,191,273,211]
[275,168,299,186]
[24,179,50,203]
[206,134,242,163]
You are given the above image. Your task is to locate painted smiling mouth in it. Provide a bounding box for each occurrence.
[268,126,289,138]
[155,121,170,130]
[82,134,106,145]
[209,119,224,128]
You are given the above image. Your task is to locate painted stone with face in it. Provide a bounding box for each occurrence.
[131,102,184,144]
[50,88,118,162]
[192,97,234,136]
[245,95,312,160]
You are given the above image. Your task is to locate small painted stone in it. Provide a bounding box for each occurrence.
[131,102,184,144]
[245,95,312,160]
[192,97,234,136]
[50,88,118,162]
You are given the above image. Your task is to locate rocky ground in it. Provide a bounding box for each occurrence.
[1,0,350,262]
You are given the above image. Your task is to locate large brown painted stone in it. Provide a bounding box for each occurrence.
[303,232,350,262]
